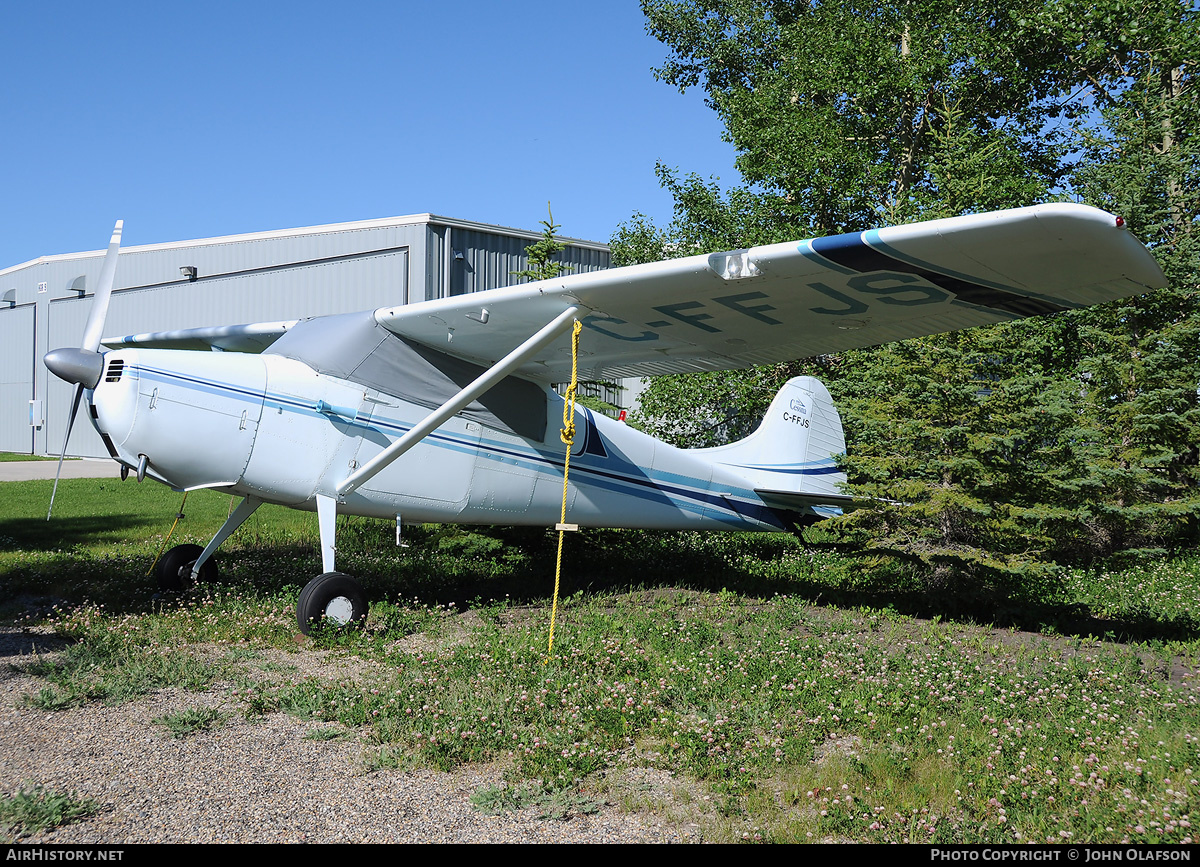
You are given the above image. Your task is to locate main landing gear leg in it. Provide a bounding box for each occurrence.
[194,495,262,580]
[297,494,367,635]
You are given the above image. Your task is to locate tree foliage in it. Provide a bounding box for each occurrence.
[643,0,1069,232]
[518,207,624,418]
[620,0,1200,585]
[514,203,569,283]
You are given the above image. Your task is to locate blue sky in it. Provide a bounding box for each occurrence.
[0,1,740,268]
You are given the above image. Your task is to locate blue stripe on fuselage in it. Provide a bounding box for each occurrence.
[130,364,792,529]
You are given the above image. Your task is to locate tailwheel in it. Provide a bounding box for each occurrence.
[297,572,367,634]
[155,543,217,591]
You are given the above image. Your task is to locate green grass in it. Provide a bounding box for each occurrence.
[304,726,351,741]
[0,785,98,840]
[0,452,58,462]
[3,477,1200,843]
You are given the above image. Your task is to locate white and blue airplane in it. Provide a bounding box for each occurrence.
[43,205,1166,632]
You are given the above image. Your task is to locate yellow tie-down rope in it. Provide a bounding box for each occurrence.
[146,491,189,576]
[547,318,583,660]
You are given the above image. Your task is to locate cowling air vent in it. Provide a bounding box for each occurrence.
[104,359,125,383]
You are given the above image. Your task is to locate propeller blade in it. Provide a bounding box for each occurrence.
[47,383,84,520]
[80,220,123,353]
[46,220,123,520]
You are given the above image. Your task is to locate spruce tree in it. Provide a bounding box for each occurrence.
[514,204,568,283]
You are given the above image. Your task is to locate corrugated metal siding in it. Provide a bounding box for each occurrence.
[426,225,447,302]
[16,224,424,309]
[0,305,35,453]
[49,249,409,342]
[447,227,610,296]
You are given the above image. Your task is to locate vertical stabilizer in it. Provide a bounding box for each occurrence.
[696,376,850,515]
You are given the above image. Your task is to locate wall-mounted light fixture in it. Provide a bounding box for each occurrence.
[180,266,198,282]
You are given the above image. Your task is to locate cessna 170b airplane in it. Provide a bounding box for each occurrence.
[43,204,1166,632]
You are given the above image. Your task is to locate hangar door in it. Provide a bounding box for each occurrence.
[0,305,35,453]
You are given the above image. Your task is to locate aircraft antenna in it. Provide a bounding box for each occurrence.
[546,318,583,661]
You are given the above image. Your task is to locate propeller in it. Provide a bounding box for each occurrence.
[44,220,123,519]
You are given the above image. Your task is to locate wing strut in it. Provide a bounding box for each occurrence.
[335,304,585,498]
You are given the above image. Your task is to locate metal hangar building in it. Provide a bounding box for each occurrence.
[0,214,611,459]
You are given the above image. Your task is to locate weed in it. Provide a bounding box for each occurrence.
[20,634,222,708]
[0,785,98,840]
[470,782,542,813]
[255,661,298,674]
[536,789,604,821]
[153,706,225,738]
[24,686,79,711]
[224,647,262,661]
[469,782,603,820]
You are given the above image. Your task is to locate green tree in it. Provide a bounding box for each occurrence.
[514,203,569,283]
[829,324,1111,584]
[621,0,1081,469]
[517,206,625,418]
[634,362,812,447]
[1042,0,1200,557]
[642,0,1068,233]
[621,0,1200,582]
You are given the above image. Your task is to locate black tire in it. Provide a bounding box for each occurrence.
[155,544,217,591]
[296,572,367,634]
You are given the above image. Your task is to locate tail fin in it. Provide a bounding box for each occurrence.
[699,376,851,516]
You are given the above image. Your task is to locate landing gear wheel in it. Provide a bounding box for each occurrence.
[297,572,367,634]
[155,544,217,591]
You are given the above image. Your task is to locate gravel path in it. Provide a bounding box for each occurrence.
[0,629,701,844]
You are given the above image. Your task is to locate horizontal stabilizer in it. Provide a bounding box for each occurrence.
[755,489,857,515]
[102,321,297,353]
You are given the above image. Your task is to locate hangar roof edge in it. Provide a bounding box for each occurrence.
[1,213,610,276]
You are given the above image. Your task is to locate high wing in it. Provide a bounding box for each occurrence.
[102,205,1165,379]
[375,203,1166,382]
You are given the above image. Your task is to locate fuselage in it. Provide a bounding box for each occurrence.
[88,348,797,531]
